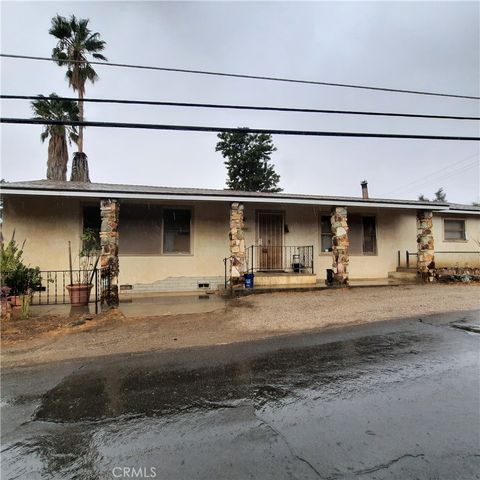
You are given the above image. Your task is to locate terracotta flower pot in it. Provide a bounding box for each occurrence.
[7,296,21,307]
[66,284,93,306]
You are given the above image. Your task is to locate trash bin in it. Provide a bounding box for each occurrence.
[244,273,255,288]
[326,268,334,286]
[292,254,301,273]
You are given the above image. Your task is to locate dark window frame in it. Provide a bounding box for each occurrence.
[347,214,378,256]
[82,205,101,249]
[361,216,377,255]
[319,214,333,253]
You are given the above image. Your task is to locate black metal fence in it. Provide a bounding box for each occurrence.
[30,267,109,313]
[223,256,234,291]
[246,245,314,274]
[398,250,480,269]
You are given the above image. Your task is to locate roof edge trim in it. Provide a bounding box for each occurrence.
[0,187,450,210]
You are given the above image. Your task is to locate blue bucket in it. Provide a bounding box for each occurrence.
[244,273,255,288]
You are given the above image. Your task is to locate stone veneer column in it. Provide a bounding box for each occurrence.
[100,199,120,306]
[331,206,349,285]
[416,210,435,281]
[229,202,246,279]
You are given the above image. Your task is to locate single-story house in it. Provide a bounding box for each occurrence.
[1,180,479,298]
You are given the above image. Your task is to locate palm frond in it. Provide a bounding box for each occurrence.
[92,53,107,61]
[83,64,99,83]
[49,14,71,39]
[68,131,79,145]
[84,35,106,53]
[69,15,78,33]
[52,48,69,66]
[40,130,49,143]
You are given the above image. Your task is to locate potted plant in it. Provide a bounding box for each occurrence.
[1,233,42,315]
[1,286,12,321]
[66,229,100,306]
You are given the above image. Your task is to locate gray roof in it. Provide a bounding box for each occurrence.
[1,179,478,213]
[445,202,480,212]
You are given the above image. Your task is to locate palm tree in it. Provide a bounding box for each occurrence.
[49,14,107,182]
[31,94,79,181]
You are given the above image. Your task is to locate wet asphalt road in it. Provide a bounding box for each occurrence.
[2,310,479,480]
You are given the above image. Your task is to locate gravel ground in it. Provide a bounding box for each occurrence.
[229,284,480,332]
[2,284,478,368]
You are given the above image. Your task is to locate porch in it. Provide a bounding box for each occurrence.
[230,277,402,297]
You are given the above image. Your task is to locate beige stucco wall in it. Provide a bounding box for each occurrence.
[1,196,231,286]
[2,195,83,271]
[241,204,420,279]
[433,213,480,267]
[118,200,230,285]
[3,195,479,288]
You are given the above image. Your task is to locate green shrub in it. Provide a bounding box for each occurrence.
[1,233,42,295]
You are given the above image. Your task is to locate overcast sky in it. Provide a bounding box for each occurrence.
[1,1,479,203]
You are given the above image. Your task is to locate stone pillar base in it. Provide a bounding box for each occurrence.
[331,206,349,285]
[416,210,435,283]
[100,199,120,307]
[229,203,246,278]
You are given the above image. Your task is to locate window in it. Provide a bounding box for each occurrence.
[119,204,163,255]
[83,206,101,234]
[82,206,101,250]
[163,209,191,254]
[362,216,377,254]
[349,215,377,255]
[444,219,466,241]
[319,215,332,252]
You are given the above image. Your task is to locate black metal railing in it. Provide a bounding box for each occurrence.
[223,256,233,290]
[246,245,314,274]
[30,266,109,313]
[397,250,480,269]
[402,250,418,269]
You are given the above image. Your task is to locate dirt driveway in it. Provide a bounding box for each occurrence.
[2,284,478,368]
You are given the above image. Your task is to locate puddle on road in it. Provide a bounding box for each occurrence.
[33,331,433,423]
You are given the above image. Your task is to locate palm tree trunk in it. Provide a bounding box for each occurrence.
[78,89,84,153]
[70,87,90,182]
[47,134,68,181]
[71,152,90,182]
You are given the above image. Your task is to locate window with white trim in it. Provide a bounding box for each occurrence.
[444,219,466,241]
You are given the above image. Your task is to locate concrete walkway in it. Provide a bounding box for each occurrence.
[28,292,227,318]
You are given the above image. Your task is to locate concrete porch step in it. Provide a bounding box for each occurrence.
[388,270,418,283]
[253,272,317,287]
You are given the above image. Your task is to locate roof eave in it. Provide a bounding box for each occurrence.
[0,186,450,211]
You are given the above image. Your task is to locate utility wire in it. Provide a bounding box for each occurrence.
[2,94,479,121]
[1,117,480,141]
[382,152,479,196]
[398,161,479,194]
[1,53,479,101]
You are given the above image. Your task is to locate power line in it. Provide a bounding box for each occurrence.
[382,152,480,196]
[405,161,479,194]
[397,160,479,194]
[2,94,479,121]
[2,53,479,101]
[2,117,480,141]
